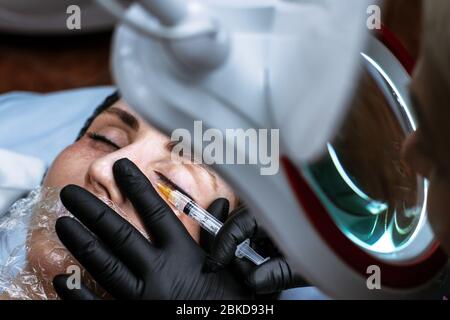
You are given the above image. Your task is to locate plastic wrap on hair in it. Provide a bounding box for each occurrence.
[0,187,118,300]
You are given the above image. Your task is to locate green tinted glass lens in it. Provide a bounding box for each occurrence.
[303,58,425,254]
[304,143,424,253]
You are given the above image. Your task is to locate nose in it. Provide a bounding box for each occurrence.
[85,140,164,205]
[86,153,126,205]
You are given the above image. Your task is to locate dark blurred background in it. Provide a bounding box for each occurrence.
[0,0,422,93]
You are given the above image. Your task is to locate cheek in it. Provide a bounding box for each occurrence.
[43,143,92,188]
[26,227,76,284]
[26,225,108,299]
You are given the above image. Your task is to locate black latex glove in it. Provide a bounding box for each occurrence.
[204,207,308,295]
[53,158,252,300]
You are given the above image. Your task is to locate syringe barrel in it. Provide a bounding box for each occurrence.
[171,191,223,235]
[185,201,223,236]
[170,190,269,265]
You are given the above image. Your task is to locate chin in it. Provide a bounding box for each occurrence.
[26,227,109,299]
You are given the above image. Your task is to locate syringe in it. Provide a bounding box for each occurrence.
[157,182,270,266]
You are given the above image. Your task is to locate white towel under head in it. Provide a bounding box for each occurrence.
[0,148,46,216]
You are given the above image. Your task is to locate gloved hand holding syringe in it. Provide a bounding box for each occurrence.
[157,182,270,265]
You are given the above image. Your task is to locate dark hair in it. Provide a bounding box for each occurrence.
[76,90,121,141]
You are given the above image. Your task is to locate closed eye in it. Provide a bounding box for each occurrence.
[88,132,121,150]
[154,171,195,200]
[165,140,217,189]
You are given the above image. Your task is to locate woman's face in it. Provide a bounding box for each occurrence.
[22,99,237,298]
[42,99,237,241]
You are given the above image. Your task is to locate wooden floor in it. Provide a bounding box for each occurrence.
[0,32,113,93]
[0,0,422,94]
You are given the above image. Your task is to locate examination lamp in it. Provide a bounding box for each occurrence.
[98,0,447,299]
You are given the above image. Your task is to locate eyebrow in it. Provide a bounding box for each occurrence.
[105,107,139,131]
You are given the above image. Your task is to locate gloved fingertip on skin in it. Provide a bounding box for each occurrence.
[53,274,69,288]
[112,158,135,177]
[60,184,86,209]
[53,274,71,299]
[53,274,99,300]
[112,158,153,195]
[207,198,230,221]
[54,216,73,238]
